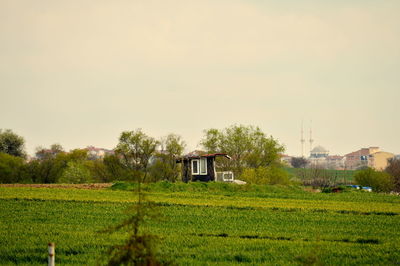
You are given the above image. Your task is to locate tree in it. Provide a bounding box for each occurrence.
[29,147,89,183]
[58,161,92,184]
[150,134,186,182]
[0,153,25,183]
[103,155,166,265]
[291,157,309,168]
[0,129,26,158]
[240,166,290,185]
[385,158,400,192]
[200,125,285,175]
[355,168,394,192]
[115,129,159,182]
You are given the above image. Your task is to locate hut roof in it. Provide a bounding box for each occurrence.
[176,152,231,162]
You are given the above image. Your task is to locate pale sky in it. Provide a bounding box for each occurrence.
[1,0,399,157]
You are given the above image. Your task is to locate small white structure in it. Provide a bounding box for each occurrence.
[216,171,234,182]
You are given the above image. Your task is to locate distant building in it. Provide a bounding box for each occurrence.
[307,146,345,169]
[344,147,394,170]
[326,155,345,170]
[369,151,395,170]
[310,145,329,158]
[280,154,293,166]
[85,146,114,160]
[309,145,329,167]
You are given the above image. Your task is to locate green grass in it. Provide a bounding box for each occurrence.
[0,182,399,265]
[285,167,356,183]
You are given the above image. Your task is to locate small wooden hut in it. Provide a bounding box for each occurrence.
[176,151,232,182]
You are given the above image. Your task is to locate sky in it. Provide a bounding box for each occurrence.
[1,0,399,157]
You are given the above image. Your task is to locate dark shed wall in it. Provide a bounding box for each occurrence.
[207,157,215,181]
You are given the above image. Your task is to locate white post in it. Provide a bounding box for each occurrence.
[48,242,55,266]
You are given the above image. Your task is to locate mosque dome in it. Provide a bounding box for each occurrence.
[310,145,329,158]
[311,146,328,153]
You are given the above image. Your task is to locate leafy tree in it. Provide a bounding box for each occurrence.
[28,147,89,183]
[201,125,284,175]
[385,158,400,192]
[0,153,26,183]
[150,134,186,182]
[0,129,26,158]
[200,129,220,154]
[240,166,290,185]
[86,154,132,182]
[58,161,92,183]
[27,155,65,183]
[291,157,309,168]
[103,154,132,181]
[115,129,159,182]
[355,168,394,192]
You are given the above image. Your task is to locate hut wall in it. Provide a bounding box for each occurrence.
[182,160,191,183]
[180,157,216,182]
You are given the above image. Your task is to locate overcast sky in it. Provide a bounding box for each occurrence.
[1,0,399,157]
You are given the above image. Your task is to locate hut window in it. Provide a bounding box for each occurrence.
[200,158,207,175]
[191,158,207,175]
[191,159,199,175]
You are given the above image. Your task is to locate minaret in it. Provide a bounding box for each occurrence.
[309,121,314,156]
[300,121,305,157]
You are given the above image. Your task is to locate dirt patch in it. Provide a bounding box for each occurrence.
[0,183,112,190]
[303,187,321,193]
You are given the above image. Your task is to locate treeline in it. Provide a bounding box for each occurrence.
[0,128,186,184]
[0,125,288,184]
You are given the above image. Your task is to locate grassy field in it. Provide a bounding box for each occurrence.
[1,182,399,265]
[284,167,356,183]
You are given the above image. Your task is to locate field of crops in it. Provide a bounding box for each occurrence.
[284,167,356,183]
[1,182,399,265]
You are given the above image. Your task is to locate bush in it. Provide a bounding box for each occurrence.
[385,158,400,192]
[354,168,394,192]
[0,153,27,183]
[58,161,92,183]
[297,167,339,189]
[240,166,290,185]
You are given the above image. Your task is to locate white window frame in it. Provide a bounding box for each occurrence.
[191,158,208,175]
[200,158,207,175]
[191,159,200,175]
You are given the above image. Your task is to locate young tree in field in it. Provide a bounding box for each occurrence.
[201,125,285,175]
[115,129,159,182]
[103,130,167,265]
[103,175,168,265]
[0,129,26,158]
